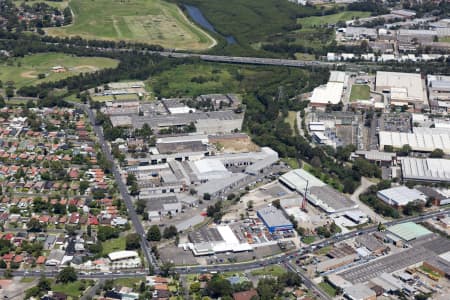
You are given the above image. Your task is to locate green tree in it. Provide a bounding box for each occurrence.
[27,218,44,232]
[206,275,233,298]
[38,276,51,292]
[147,225,161,241]
[430,148,444,158]
[163,225,178,239]
[203,193,211,200]
[57,267,78,283]
[125,233,141,250]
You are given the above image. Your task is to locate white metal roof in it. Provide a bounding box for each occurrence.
[377,186,427,206]
[279,169,326,192]
[401,157,450,182]
[310,82,344,105]
[108,250,139,261]
[379,131,450,154]
[376,71,427,104]
[194,159,227,174]
[329,71,347,83]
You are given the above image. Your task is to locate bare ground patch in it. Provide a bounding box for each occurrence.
[21,71,38,79]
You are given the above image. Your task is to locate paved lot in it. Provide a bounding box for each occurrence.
[339,236,450,283]
[159,246,198,265]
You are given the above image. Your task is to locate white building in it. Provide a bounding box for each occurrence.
[379,130,450,154]
[310,71,347,107]
[108,251,141,269]
[377,186,427,207]
[375,71,428,108]
[400,157,450,182]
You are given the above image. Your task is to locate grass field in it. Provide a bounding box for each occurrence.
[46,0,215,50]
[52,281,84,298]
[297,11,370,27]
[295,53,316,61]
[350,84,370,101]
[251,265,287,277]
[282,157,300,169]
[301,236,315,244]
[101,236,126,256]
[0,53,118,87]
[150,63,240,97]
[439,36,450,43]
[114,277,145,288]
[14,0,69,9]
[319,281,337,297]
[285,111,297,135]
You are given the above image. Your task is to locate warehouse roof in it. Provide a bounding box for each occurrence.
[310,82,344,105]
[387,222,432,241]
[355,150,396,162]
[194,159,227,174]
[379,131,450,154]
[401,157,450,182]
[257,206,292,228]
[329,71,347,83]
[344,283,376,300]
[377,186,427,206]
[376,71,427,104]
[279,169,325,192]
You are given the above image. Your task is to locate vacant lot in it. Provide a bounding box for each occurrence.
[215,138,260,153]
[0,53,118,87]
[46,0,215,50]
[297,11,370,27]
[101,236,126,256]
[150,63,241,97]
[350,84,370,101]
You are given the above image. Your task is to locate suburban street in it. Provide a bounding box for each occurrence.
[81,104,159,271]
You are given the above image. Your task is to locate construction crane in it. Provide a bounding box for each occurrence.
[301,180,308,212]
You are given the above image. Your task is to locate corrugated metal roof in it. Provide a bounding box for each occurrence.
[387,222,432,241]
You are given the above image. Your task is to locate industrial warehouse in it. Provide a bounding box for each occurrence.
[400,157,450,182]
[279,169,358,213]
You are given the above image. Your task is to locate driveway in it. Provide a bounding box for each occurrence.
[351,177,386,223]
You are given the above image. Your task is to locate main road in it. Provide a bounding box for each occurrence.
[3,207,447,299]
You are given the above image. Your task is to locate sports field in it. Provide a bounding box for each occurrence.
[297,11,370,27]
[0,53,118,87]
[45,0,216,50]
[350,84,370,101]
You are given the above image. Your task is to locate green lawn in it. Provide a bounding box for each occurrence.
[439,36,450,43]
[295,53,316,61]
[46,0,215,50]
[282,157,300,169]
[251,265,287,277]
[101,236,126,256]
[315,245,332,256]
[114,277,145,288]
[297,11,370,27]
[0,53,118,88]
[52,281,84,298]
[350,84,370,101]
[149,63,240,97]
[301,236,315,244]
[319,281,337,297]
[285,111,297,135]
[20,277,36,283]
